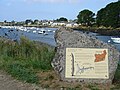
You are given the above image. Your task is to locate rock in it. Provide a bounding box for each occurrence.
[51,27,120,85]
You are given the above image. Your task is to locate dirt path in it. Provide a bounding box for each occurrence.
[0,70,43,90]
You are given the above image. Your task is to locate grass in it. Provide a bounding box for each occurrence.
[111,63,120,90]
[114,64,120,82]
[0,37,55,84]
[0,36,120,89]
[87,84,100,90]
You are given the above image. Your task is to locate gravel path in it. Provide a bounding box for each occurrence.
[0,70,43,90]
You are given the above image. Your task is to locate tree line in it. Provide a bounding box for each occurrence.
[54,1,120,28]
[77,1,120,28]
[1,1,119,28]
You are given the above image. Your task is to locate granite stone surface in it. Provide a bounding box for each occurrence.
[51,27,120,84]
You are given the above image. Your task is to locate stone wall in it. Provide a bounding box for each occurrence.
[51,27,120,84]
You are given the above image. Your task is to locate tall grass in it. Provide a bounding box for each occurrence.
[0,37,55,84]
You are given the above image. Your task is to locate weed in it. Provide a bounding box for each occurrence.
[114,64,120,81]
[0,37,55,84]
[7,63,39,84]
[87,84,100,90]
[111,64,120,89]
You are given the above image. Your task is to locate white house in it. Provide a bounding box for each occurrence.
[51,22,66,27]
[66,23,79,28]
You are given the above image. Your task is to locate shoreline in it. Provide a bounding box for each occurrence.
[73,27,120,36]
[1,25,120,36]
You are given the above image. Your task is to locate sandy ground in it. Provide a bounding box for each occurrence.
[0,70,44,90]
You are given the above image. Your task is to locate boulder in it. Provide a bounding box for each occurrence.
[51,27,120,84]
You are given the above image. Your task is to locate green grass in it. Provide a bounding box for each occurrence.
[0,36,120,89]
[111,64,120,89]
[0,37,55,84]
[87,84,100,90]
[114,64,120,80]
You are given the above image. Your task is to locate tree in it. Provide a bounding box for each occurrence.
[25,19,33,25]
[77,9,95,26]
[56,17,68,22]
[4,20,7,23]
[11,20,15,25]
[34,19,39,24]
[96,8,106,26]
[96,1,120,28]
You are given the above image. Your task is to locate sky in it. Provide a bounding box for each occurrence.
[0,0,118,21]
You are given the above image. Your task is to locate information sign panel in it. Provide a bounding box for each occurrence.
[65,48,109,79]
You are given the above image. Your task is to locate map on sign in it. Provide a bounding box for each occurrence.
[65,48,109,79]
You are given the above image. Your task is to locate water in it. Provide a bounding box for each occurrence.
[0,27,120,63]
[96,35,120,51]
[0,27,57,46]
[0,27,120,51]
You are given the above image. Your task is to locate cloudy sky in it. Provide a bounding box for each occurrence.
[0,0,118,21]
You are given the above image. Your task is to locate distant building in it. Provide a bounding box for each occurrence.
[51,22,66,27]
[66,22,79,28]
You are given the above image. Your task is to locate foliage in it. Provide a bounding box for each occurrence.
[56,17,68,22]
[25,19,33,25]
[87,84,100,90]
[113,64,120,82]
[96,1,120,28]
[34,19,39,24]
[7,63,39,83]
[111,64,120,89]
[4,20,7,23]
[0,37,55,83]
[77,9,95,26]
